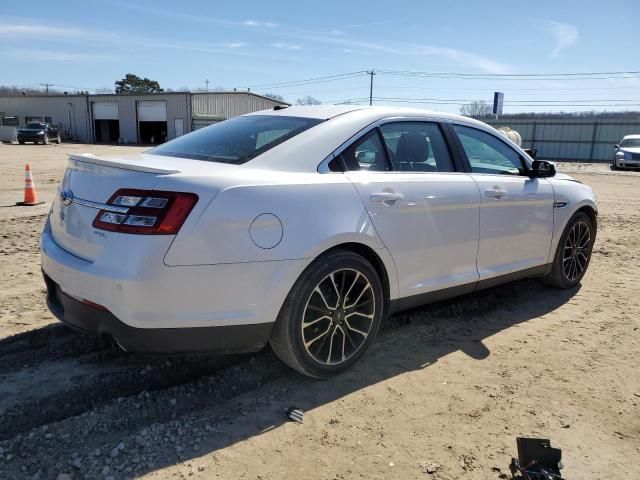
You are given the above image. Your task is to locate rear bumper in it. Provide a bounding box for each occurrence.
[40,217,310,353]
[43,272,273,354]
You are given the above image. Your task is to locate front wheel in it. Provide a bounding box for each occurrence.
[541,211,595,289]
[43,135,49,145]
[55,134,61,144]
[270,250,384,378]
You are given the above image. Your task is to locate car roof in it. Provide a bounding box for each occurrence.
[247,105,366,120]
[241,105,509,172]
[622,134,640,140]
[249,104,484,125]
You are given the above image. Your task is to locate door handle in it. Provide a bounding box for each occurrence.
[485,188,507,199]
[369,192,404,203]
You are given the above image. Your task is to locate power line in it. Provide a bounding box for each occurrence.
[317,96,640,107]
[377,69,640,78]
[271,84,640,98]
[377,71,640,81]
[247,69,640,91]
[372,84,640,92]
[243,71,368,89]
[367,97,640,103]
[366,97,640,107]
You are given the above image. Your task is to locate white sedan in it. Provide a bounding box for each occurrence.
[41,106,597,377]
[612,134,640,170]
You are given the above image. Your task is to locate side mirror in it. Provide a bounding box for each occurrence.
[530,159,556,178]
[614,144,620,149]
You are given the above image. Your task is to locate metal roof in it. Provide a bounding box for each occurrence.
[0,91,289,104]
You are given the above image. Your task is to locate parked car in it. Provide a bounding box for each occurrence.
[612,134,640,170]
[18,122,61,145]
[41,106,597,378]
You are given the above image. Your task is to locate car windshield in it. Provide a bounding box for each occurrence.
[25,123,46,129]
[621,138,640,148]
[150,115,323,164]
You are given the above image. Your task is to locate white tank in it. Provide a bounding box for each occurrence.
[497,127,522,147]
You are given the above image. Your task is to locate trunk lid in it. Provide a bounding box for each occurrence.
[50,153,181,261]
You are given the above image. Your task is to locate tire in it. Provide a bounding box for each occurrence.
[541,211,595,289]
[270,249,384,378]
[18,141,24,145]
[56,135,61,144]
[43,135,49,145]
[610,162,618,171]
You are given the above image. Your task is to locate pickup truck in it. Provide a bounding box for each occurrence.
[18,122,61,145]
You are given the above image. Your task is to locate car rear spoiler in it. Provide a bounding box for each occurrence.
[69,153,181,175]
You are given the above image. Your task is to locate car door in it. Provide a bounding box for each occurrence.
[342,121,481,301]
[450,123,554,280]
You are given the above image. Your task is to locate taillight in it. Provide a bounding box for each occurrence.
[93,189,198,235]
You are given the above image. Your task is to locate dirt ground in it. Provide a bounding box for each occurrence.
[0,143,638,480]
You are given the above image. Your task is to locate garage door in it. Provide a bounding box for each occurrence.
[138,101,167,122]
[93,102,118,120]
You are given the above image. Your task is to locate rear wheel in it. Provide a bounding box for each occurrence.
[541,211,595,289]
[270,250,384,378]
[43,135,49,145]
[55,134,61,144]
[18,141,24,145]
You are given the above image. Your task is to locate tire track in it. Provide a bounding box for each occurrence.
[0,278,549,442]
[0,333,257,440]
[0,350,288,479]
[0,324,109,373]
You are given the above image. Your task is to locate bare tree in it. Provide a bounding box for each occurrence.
[264,92,286,102]
[459,100,492,118]
[0,85,63,96]
[296,95,321,106]
[94,87,114,94]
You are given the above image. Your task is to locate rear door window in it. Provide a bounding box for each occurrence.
[339,129,390,171]
[380,122,454,172]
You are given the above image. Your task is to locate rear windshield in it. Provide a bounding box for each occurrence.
[25,123,46,129]
[149,115,323,164]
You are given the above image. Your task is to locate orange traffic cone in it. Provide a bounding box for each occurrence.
[16,164,45,206]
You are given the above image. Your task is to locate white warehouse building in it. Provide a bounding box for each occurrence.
[0,91,287,144]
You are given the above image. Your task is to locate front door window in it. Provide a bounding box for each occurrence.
[453,125,525,175]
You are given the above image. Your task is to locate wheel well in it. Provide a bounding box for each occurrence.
[323,243,392,317]
[577,205,597,230]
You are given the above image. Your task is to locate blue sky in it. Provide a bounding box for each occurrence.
[1,0,638,113]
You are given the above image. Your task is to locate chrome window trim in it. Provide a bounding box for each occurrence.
[317,153,337,174]
[317,115,453,174]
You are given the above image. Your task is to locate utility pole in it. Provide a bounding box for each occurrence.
[40,83,53,95]
[205,79,210,91]
[367,70,375,106]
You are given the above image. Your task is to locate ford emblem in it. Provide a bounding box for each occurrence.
[60,189,74,206]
